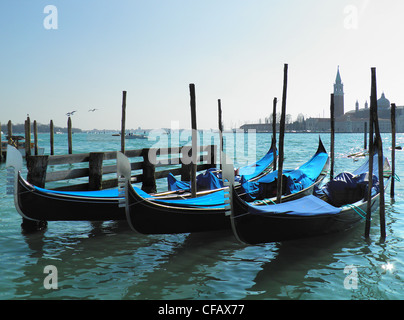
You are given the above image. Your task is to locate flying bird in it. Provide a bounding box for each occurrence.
[88,108,98,112]
[66,110,77,117]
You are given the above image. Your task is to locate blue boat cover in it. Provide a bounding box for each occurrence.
[167,168,224,192]
[241,149,328,200]
[314,153,384,207]
[34,181,227,208]
[151,189,227,209]
[167,173,191,191]
[246,194,342,216]
[167,146,276,191]
[33,184,153,199]
[237,147,276,181]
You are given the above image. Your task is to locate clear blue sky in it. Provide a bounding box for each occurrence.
[1,0,403,130]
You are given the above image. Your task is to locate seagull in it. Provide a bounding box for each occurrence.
[66,110,77,117]
[88,108,98,112]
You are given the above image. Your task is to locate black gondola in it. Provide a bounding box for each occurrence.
[228,153,392,244]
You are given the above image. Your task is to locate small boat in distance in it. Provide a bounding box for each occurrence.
[125,133,148,139]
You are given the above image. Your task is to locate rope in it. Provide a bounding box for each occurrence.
[253,198,276,206]
[343,204,369,220]
[384,171,400,181]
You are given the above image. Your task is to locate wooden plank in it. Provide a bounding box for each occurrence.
[124,149,143,158]
[48,153,90,165]
[46,168,90,182]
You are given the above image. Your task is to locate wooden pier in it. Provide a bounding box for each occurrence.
[25,144,218,193]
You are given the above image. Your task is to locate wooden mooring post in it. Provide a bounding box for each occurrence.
[272,97,277,171]
[50,120,55,155]
[121,90,127,154]
[33,120,38,156]
[7,120,12,145]
[372,68,386,241]
[189,83,198,198]
[88,152,104,191]
[330,93,335,180]
[0,122,2,161]
[218,99,223,169]
[277,64,288,204]
[25,116,31,156]
[365,85,375,239]
[23,154,49,232]
[391,103,396,199]
[364,121,368,150]
[68,116,73,154]
[141,148,157,194]
[365,67,386,240]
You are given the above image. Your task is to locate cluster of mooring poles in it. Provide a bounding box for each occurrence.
[273,65,395,242]
[329,67,396,242]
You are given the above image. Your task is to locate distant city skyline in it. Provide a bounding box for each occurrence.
[1,1,404,130]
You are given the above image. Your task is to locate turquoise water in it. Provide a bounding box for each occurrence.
[0,132,403,300]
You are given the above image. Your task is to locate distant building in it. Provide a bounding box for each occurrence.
[334,66,345,118]
[240,67,404,133]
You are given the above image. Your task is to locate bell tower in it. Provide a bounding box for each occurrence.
[333,66,344,118]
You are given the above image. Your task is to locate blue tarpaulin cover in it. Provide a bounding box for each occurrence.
[237,147,276,181]
[247,194,342,216]
[246,153,387,217]
[315,153,382,207]
[167,146,276,192]
[151,189,227,208]
[33,184,153,199]
[241,149,328,200]
[167,168,224,192]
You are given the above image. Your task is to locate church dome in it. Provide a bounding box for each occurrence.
[377,92,390,109]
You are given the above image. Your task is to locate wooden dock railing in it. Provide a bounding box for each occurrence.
[26,144,218,193]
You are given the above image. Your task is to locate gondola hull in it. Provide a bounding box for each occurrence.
[230,152,391,244]
[16,172,126,221]
[126,181,230,234]
[231,187,383,244]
